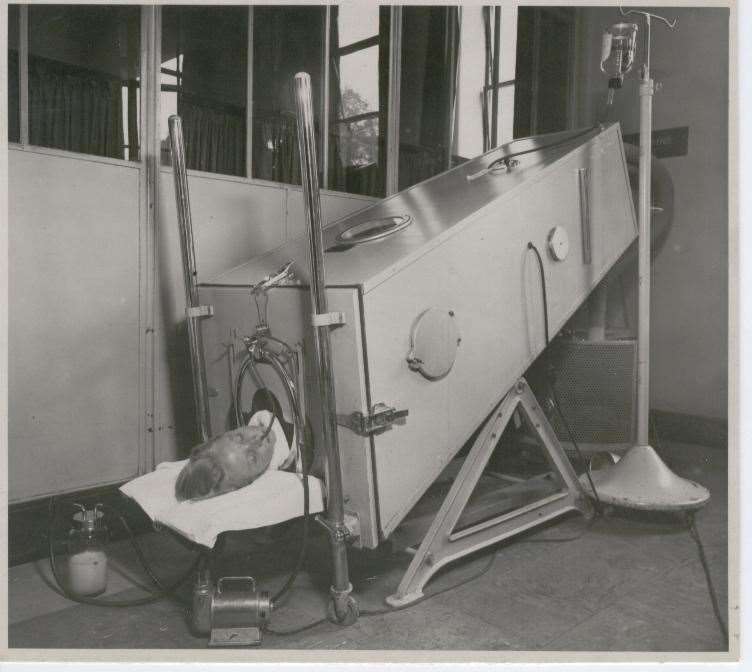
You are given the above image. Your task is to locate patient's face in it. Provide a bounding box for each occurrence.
[210,425,275,487]
[175,424,276,501]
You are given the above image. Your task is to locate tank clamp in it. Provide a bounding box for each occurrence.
[337,403,408,436]
[186,305,214,319]
[312,312,346,328]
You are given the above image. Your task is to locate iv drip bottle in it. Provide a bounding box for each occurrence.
[68,505,108,596]
[600,23,638,106]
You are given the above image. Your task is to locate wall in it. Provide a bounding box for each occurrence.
[8,149,143,502]
[576,7,729,421]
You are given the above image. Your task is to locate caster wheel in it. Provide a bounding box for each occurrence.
[327,595,359,626]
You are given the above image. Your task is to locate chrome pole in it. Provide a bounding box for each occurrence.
[293,72,357,624]
[168,115,212,443]
[636,31,653,447]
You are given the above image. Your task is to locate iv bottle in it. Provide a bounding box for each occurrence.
[600,23,638,106]
[68,504,109,596]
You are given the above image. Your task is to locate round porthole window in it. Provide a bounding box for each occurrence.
[336,214,413,245]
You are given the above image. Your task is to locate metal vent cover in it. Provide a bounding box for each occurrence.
[536,339,637,447]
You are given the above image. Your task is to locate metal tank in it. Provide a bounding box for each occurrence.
[198,123,637,549]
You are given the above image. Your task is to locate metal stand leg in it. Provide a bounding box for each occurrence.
[385,378,592,607]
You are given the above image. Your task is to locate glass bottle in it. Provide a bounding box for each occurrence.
[67,504,108,596]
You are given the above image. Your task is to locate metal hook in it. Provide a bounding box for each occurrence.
[619,6,677,30]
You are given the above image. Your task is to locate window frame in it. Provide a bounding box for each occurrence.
[9,5,462,195]
[11,4,146,169]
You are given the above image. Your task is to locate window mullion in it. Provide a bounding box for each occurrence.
[246,6,254,179]
[385,6,402,196]
[19,4,28,146]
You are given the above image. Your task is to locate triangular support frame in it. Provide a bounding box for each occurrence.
[385,378,593,607]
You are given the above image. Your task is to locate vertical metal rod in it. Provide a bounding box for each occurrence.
[490,5,501,148]
[168,115,212,444]
[445,7,459,171]
[322,5,331,189]
[636,14,653,447]
[293,73,353,607]
[386,6,402,196]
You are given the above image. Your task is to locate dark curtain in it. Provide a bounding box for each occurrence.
[28,55,124,159]
[253,112,302,184]
[8,49,20,142]
[179,93,245,176]
[398,6,461,190]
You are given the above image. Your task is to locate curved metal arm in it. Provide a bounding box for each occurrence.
[619,6,677,30]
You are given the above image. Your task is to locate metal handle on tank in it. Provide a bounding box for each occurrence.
[578,167,592,265]
[168,115,212,443]
[293,72,356,622]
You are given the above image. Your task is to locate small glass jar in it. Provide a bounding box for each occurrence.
[67,504,109,596]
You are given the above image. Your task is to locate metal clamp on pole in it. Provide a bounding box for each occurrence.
[311,312,346,328]
[186,305,214,319]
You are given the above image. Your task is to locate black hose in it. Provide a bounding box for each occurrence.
[233,345,311,609]
[685,511,728,643]
[47,498,200,608]
[526,241,602,511]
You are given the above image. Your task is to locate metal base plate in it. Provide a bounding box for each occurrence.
[581,444,711,512]
[208,627,262,647]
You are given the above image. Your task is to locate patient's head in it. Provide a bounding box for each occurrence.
[175,425,275,501]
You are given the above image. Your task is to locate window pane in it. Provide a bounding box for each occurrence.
[339,46,380,115]
[28,5,141,161]
[398,6,457,190]
[329,6,389,198]
[8,5,19,143]
[161,6,248,177]
[252,6,325,185]
[337,4,379,49]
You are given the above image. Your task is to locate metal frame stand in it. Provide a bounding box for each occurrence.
[386,378,592,607]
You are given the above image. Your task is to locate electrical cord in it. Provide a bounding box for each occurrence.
[685,511,728,643]
[526,241,602,511]
[233,342,311,609]
[527,241,727,643]
[47,498,200,607]
[266,546,502,637]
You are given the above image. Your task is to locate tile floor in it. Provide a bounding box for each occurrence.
[7,441,730,656]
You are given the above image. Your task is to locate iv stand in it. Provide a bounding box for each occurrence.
[627,8,674,447]
[585,9,709,511]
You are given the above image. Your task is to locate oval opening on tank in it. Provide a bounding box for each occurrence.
[336,214,413,245]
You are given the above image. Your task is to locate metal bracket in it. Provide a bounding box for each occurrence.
[312,312,346,328]
[316,514,355,543]
[186,305,214,319]
[337,403,409,436]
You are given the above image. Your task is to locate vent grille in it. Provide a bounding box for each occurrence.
[531,339,637,447]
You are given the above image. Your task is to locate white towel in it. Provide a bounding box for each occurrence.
[119,414,323,548]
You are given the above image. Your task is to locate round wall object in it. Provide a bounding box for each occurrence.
[547,225,570,261]
[406,308,461,380]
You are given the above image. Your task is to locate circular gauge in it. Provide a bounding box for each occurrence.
[547,226,570,261]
